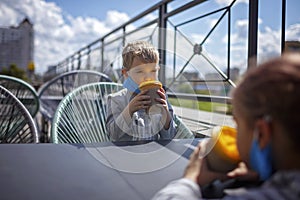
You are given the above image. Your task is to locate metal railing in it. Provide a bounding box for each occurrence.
[45,0,287,110]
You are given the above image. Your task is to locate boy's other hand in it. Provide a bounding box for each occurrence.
[128,90,151,116]
[184,142,227,186]
[155,88,168,110]
[227,162,259,182]
[155,88,172,129]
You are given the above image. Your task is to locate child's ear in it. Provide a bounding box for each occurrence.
[156,65,160,70]
[122,68,128,77]
[255,118,272,149]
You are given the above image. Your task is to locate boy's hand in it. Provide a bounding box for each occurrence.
[227,162,259,182]
[128,90,151,116]
[155,88,168,109]
[184,142,227,186]
[155,88,171,129]
[184,143,202,183]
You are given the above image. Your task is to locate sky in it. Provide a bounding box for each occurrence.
[0,0,299,75]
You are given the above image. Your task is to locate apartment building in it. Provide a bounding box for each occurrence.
[0,18,34,72]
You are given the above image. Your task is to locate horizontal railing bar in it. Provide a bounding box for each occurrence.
[179,115,217,127]
[86,0,173,47]
[170,79,233,83]
[175,5,228,27]
[102,20,158,47]
[165,0,208,19]
[167,92,231,104]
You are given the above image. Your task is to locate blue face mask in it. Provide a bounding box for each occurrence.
[250,138,273,181]
[123,76,140,94]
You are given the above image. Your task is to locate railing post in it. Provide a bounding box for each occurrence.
[247,0,258,68]
[100,38,104,72]
[122,27,126,48]
[71,56,74,71]
[281,0,286,53]
[77,52,81,70]
[67,57,71,72]
[87,46,91,70]
[158,2,168,85]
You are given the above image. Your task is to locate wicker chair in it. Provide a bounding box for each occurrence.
[0,75,39,117]
[51,82,194,143]
[0,85,38,143]
[51,82,123,143]
[173,115,194,139]
[37,70,112,142]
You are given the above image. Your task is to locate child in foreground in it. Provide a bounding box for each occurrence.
[152,53,300,199]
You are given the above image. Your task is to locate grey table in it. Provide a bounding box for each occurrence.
[0,139,200,200]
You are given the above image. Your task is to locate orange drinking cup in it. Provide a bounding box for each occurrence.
[206,126,241,173]
[139,80,162,114]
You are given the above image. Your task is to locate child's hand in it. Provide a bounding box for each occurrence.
[184,143,202,183]
[155,88,171,129]
[155,87,168,110]
[184,142,227,186]
[227,162,259,182]
[128,90,151,116]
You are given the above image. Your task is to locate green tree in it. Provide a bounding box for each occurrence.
[1,64,28,81]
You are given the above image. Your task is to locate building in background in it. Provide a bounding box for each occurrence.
[0,18,34,73]
[285,41,300,53]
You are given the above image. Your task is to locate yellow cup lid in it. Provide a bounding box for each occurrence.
[212,126,241,162]
[139,80,162,89]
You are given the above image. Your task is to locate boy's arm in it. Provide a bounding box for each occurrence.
[106,94,133,141]
[106,92,155,141]
[151,178,201,200]
[159,101,176,139]
[152,143,204,200]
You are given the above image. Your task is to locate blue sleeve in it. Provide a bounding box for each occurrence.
[159,100,176,139]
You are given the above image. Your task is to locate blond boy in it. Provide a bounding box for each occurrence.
[106,41,176,141]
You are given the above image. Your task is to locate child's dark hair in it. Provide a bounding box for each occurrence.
[232,53,300,146]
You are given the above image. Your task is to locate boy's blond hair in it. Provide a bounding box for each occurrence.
[122,41,159,70]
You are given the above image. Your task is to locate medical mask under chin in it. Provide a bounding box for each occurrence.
[250,135,273,181]
[123,76,140,94]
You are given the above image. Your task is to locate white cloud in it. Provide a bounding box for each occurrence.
[105,10,130,27]
[257,26,282,62]
[286,23,300,41]
[144,12,157,22]
[0,0,130,74]
[235,19,248,39]
[226,18,262,44]
[209,18,219,29]
[191,33,210,44]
